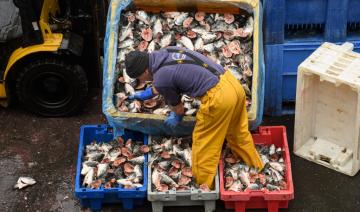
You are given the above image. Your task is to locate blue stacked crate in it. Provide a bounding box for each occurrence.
[264,0,360,116]
[74,125,148,210]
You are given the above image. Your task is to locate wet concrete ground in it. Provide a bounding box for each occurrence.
[0,90,359,211]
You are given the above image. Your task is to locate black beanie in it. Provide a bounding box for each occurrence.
[125,51,149,78]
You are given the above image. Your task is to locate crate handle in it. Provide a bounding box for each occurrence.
[318,155,331,164]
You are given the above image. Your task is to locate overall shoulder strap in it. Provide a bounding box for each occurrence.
[159,49,221,78]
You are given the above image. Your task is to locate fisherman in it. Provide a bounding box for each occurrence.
[125,47,263,189]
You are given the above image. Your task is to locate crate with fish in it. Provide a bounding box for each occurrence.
[219,126,294,212]
[294,42,360,176]
[74,125,149,210]
[103,0,265,136]
[147,136,219,212]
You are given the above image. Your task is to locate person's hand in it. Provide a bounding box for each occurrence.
[164,112,183,127]
[128,87,154,100]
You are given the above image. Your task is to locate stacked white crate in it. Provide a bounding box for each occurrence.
[294,42,360,176]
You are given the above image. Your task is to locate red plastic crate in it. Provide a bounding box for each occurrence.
[220,126,294,212]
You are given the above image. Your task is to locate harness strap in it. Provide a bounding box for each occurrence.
[159,49,221,78]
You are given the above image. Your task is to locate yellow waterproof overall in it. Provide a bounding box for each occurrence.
[192,71,264,188]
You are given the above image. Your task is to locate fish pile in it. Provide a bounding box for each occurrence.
[114,10,254,115]
[149,137,210,192]
[224,144,287,192]
[115,90,201,116]
[81,137,149,189]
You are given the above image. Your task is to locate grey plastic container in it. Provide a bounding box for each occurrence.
[147,136,219,212]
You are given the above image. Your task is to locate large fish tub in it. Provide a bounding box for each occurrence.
[103,0,265,136]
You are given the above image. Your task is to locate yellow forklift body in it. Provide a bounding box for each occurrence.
[0,0,63,99]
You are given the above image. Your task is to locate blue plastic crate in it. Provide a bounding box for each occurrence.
[264,0,359,44]
[264,40,360,116]
[74,125,148,210]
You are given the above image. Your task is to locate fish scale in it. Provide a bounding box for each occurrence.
[115,10,254,114]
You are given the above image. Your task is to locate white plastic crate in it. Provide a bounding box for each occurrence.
[294,42,360,176]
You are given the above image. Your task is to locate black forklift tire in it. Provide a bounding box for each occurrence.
[15,58,88,116]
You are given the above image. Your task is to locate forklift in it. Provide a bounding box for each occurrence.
[0,0,106,116]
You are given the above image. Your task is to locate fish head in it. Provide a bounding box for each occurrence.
[181,167,193,178]
[178,175,191,186]
[225,176,234,188]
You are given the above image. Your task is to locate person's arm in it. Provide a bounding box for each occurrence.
[155,86,184,127]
